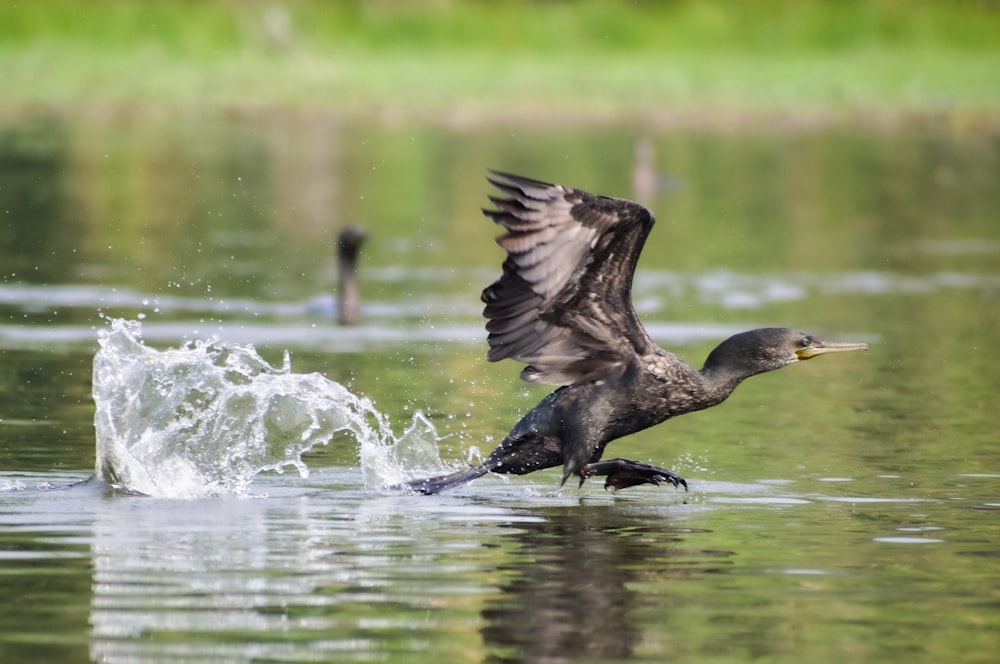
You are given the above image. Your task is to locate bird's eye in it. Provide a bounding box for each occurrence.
[800,336,812,347]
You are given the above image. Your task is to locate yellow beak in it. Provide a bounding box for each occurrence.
[796,340,869,360]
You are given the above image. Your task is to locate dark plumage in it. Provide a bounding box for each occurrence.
[408,172,867,495]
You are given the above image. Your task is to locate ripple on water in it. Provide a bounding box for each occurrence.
[817,497,932,504]
[773,568,839,576]
[873,536,945,544]
[708,497,812,505]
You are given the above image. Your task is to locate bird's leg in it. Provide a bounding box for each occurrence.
[580,458,688,492]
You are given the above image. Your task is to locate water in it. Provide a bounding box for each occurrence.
[1,117,999,662]
[91,318,447,498]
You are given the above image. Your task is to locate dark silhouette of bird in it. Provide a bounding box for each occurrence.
[408,172,867,495]
[336,226,367,325]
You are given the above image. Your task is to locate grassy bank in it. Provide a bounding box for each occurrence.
[2,0,999,128]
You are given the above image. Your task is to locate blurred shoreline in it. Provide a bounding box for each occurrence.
[2,1,998,134]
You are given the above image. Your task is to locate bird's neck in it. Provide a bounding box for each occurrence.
[337,257,360,325]
[695,365,750,408]
[696,331,784,405]
[694,336,774,408]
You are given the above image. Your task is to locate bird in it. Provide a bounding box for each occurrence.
[407,171,868,495]
[336,226,367,325]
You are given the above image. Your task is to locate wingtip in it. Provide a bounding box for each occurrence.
[485,169,513,188]
[486,168,516,181]
[486,169,556,190]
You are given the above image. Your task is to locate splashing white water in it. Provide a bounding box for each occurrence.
[92,318,448,498]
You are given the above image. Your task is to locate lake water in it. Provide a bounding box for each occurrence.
[1,116,998,662]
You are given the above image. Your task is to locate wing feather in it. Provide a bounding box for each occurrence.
[480,171,658,386]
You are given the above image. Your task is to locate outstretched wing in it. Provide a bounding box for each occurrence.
[481,171,658,386]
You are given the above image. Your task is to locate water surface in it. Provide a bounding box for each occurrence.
[1,117,998,662]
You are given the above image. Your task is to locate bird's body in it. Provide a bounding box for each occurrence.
[408,172,867,495]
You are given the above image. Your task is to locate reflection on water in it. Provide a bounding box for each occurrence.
[3,471,997,663]
[1,117,998,662]
[3,117,999,296]
[2,268,997,351]
[479,509,726,662]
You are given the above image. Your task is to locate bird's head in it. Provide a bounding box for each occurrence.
[703,327,868,379]
[337,226,368,260]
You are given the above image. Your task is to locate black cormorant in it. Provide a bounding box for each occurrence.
[336,226,367,325]
[408,172,867,494]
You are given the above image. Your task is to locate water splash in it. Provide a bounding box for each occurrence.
[92,318,448,498]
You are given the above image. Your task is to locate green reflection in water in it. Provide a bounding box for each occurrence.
[0,116,998,663]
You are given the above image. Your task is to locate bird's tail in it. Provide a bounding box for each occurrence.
[403,464,491,495]
[400,427,555,495]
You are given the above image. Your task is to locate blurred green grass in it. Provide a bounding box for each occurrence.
[2,0,999,125]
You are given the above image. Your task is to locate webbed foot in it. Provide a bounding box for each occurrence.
[580,458,688,492]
